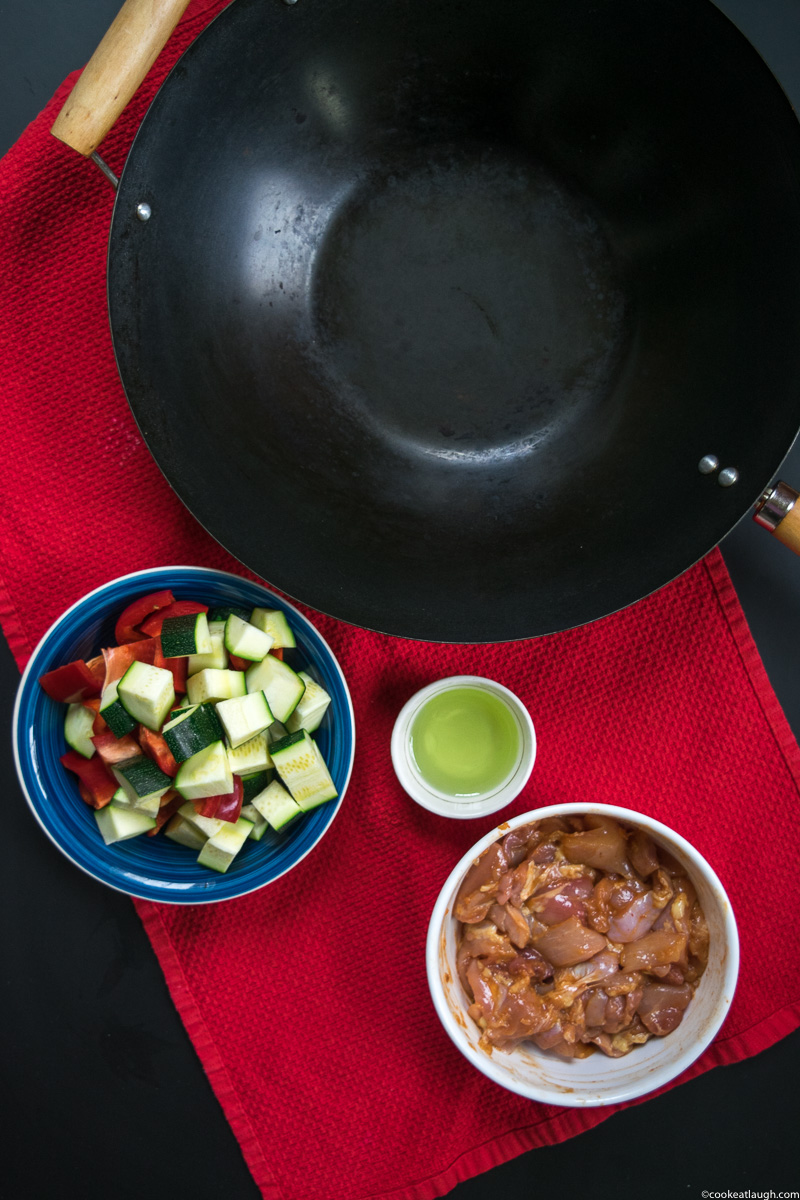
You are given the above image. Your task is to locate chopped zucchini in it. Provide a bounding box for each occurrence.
[177,800,226,840]
[117,660,176,732]
[269,730,337,810]
[224,614,273,662]
[99,679,137,738]
[175,741,233,801]
[163,703,225,763]
[240,769,273,802]
[216,690,273,748]
[186,668,247,706]
[160,612,212,658]
[286,672,332,734]
[163,813,208,851]
[112,755,172,799]
[109,788,163,818]
[249,607,297,649]
[95,804,156,844]
[196,816,253,873]
[227,732,273,775]
[64,702,96,758]
[240,803,270,841]
[245,655,305,723]
[200,701,225,742]
[112,756,173,809]
[187,630,228,674]
[251,779,303,830]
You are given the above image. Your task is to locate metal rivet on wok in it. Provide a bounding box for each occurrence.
[136,202,152,222]
[718,466,739,487]
[698,455,719,475]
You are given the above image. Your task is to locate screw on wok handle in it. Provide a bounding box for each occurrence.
[50,0,192,157]
[753,480,800,553]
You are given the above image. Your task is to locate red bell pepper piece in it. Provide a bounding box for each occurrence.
[193,775,243,823]
[90,732,141,765]
[138,725,179,777]
[102,637,159,688]
[78,782,94,807]
[270,648,284,662]
[85,655,107,688]
[114,589,175,644]
[139,600,208,638]
[153,638,187,694]
[39,659,104,703]
[147,788,183,835]
[61,750,117,808]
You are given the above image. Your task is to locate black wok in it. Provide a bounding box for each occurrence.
[54,0,800,641]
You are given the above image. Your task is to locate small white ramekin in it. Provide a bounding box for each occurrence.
[391,675,536,819]
[426,803,739,1106]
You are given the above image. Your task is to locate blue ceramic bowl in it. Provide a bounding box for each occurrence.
[13,567,355,904]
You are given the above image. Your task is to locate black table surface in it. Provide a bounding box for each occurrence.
[3,2,800,1197]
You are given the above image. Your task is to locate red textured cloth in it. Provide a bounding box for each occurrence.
[2,4,800,1198]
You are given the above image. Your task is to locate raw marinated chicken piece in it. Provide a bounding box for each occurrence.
[454,840,509,923]
[561,817,631,875]
[488,902,532,949]
[607,890,662,943]
[533,916,607,967]
[501,823,541,867]
[456,816,710,1059]
[528,876,594,925]
[637,983,693,1035]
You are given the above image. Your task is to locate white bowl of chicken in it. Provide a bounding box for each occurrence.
[426,803,739,1106]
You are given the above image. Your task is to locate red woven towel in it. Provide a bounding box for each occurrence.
[2,4,800,1198]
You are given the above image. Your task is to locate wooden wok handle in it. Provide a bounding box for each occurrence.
[51,0,192,156]
[753,481,800,553]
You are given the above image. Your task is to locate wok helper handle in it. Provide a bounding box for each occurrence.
[51,0,192,157]
[753,481,800,553]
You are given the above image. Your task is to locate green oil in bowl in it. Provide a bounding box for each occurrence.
[409,686,521,797]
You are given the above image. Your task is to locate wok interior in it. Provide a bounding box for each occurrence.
[111,0,800,639]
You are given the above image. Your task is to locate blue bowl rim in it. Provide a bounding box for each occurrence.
[12,565,356,905]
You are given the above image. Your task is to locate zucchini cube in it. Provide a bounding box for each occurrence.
[249,608,297,649]
[163,813,208,851]
[163,703,225,763]
[196,817,253,873]
[270,730,337,810]
[240,769,274,802]
[117,661,176,732]
[227,732,273,775]
[240,803,270,841]
[224,614,273,662]
[176,800,226,839]
[186,668,246,706]
[112,755,173,807]
[245,655,305,723]
[175,741,233,801]
[95,804,157,844]
[99,679,137,738]
[160,612,213,658]
[187,631,228,674]
[108,784,163,818]
[285,672,332,734]
[251,779,303,830]
[64,702,96,759]
[216,691,273,749]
